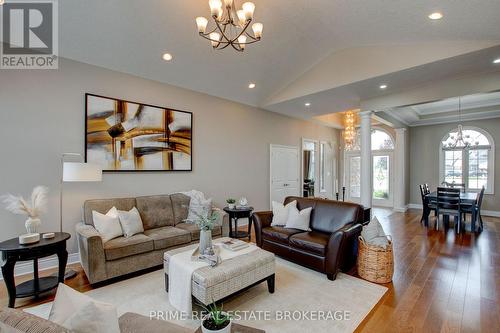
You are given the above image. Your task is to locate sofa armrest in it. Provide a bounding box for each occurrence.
[212,207,229,237]
[0,307,70,333]
[119,312,194,333]
[252,211,273,247]
[338,223,363,272]
[325,223,362,279]
[76,222,107,284]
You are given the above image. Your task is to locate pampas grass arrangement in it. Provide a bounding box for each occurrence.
[2,186,49,218]
[2,186,49,234]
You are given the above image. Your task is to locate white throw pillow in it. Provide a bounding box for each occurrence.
[117,207,144,238]
[285,205,312,231]
[271,200,296,226]
[92,207,123,243]
[49,283,120,333]
[186,197,213,223]
[361,216,389,249]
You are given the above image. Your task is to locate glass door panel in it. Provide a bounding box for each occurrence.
[373,155,390,201]
[348,156,361,200]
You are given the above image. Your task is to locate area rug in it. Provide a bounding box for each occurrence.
[25,258,387,332]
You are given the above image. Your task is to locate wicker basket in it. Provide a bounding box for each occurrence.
[357,235,394,284]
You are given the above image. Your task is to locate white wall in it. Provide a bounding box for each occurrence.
[0,58,338,253]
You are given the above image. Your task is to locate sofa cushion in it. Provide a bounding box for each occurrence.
[135,195,175,230]
[175,223,222,241]
[143,226,191,250]
[170,193,190,225]
[289,231,330,256]
[104,234,154,261]
[261,226,303,245]
[84,198,137,226]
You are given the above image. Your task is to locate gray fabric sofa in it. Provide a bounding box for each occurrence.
[76,193,229,285]
[0,307,194,333]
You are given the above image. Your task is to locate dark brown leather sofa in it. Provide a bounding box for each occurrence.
[252,196,364,280]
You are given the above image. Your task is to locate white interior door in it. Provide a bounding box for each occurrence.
[270,145,300,206]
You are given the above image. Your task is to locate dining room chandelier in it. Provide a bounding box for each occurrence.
[195,0,263,52]
[344,110,357,150]
[445,96,477,150]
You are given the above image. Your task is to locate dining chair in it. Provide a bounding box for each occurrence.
[436,187,461,232]
[419,184,436,225]
[460,186,485,232]
[476,186,485,232]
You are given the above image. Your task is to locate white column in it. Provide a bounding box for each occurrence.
[393,128,407,212]
[360,111,372,208]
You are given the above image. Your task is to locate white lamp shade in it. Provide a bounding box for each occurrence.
[63,162,102,182]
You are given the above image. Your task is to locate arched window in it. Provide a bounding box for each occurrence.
[371,129,394,150]
[439,127,495,193]
[344,128,394,151]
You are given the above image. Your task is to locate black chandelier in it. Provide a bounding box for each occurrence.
[195,0,263,52]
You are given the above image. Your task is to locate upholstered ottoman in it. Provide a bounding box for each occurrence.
[164,238,275,305]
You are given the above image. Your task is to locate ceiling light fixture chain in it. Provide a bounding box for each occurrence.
[446,96,476,150]
[196,0,263,52]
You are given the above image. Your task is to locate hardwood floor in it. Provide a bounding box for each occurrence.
[1,208,499,332]
[356,208,500,333]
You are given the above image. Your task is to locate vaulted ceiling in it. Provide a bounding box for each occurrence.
[53,1,500,119]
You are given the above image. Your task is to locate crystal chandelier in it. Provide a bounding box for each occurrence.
[195,0,263,51]
[344,110,356,150]
[445,97,477,150]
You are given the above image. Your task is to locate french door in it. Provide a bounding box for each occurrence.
[345,151,393,207]
[372,151,393,207]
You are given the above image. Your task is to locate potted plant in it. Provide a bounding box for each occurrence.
[226,198,236,210]
[201,302,232,333]
[191,209,219,254]
[1,186,48,234]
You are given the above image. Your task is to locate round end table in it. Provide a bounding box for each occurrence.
[0,232,70,308]
[223,206,254,240]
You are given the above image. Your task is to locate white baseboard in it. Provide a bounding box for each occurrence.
[408,203,423,209]
[407,203,500,217]
[0,253,80,281]
[481,210,500,217]
[393,205,408,213]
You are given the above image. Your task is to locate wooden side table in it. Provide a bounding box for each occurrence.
[0,232,70,308]
[223,207,254,240]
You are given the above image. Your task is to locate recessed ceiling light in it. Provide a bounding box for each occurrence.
[0,0,4,5]
[428,12,443,20]
[493,58,500,64]
[305,102,311,107]
[379,84,387,89]
[162,53,173,61]
[248,83,256,89]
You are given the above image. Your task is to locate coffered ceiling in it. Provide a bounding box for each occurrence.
[29,1,500,118]
[382,91,500,127]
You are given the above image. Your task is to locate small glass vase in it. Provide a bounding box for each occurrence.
[25,217,41,234]
[199,229,213,254]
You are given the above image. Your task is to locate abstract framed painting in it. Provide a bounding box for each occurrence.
[85,93,192,172]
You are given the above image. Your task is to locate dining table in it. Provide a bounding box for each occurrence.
[422,190,479,228]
